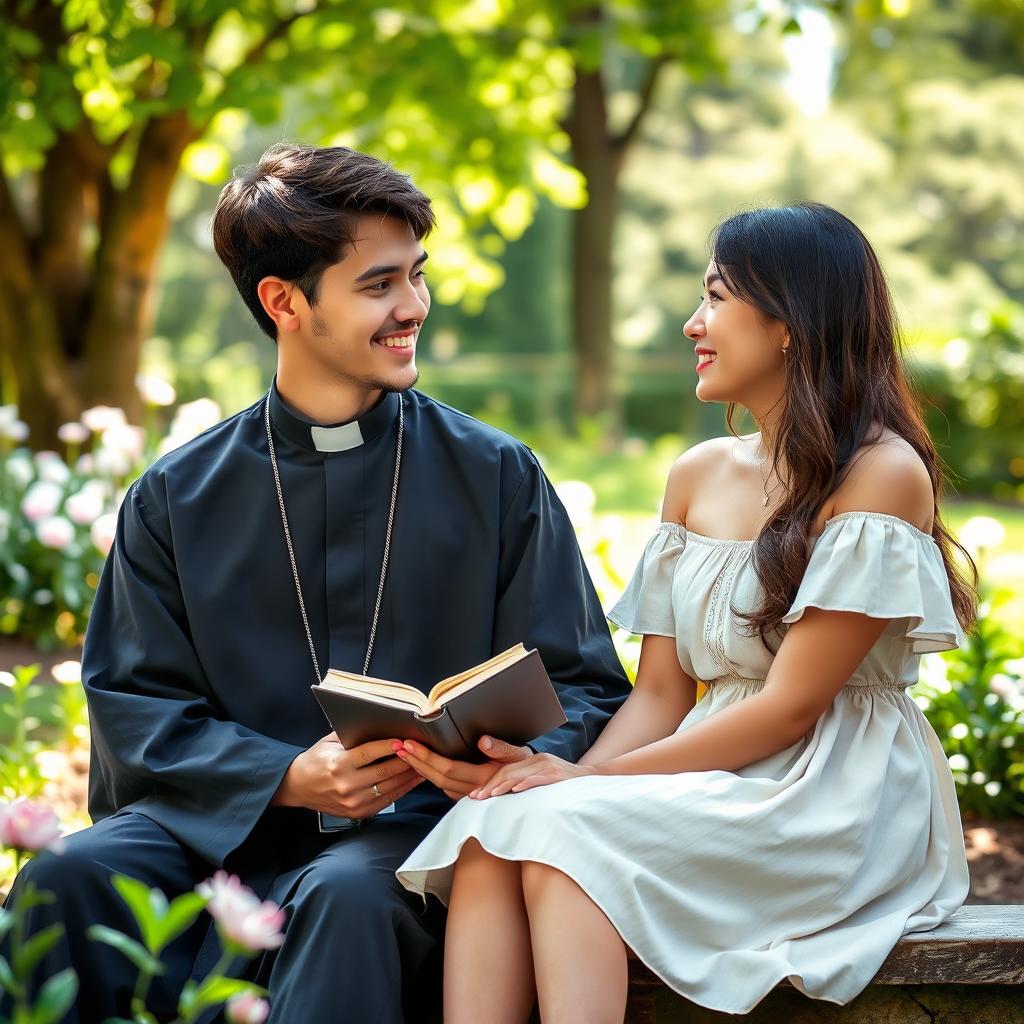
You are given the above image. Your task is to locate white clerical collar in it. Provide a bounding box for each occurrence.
[268,381,399,453]
[310,421,363,453]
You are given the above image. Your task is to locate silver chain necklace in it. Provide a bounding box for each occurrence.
[264,393,403,684]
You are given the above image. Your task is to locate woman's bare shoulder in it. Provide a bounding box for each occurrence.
[829,430,934,531]
[662,436,745,524]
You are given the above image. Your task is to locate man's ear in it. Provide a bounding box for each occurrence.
[257,277,302,334]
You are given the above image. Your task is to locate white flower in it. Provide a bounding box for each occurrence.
[76,454,95,475]
[985,781,1002,797]
[990,675,1018,702]
[35,452,71,485]
[0,405,17,427]
[57,422,91,445]
[100,423,144,463]
[555,481,596,529]
[5,451,35,488]
[949,722,969,740]
[948,753,969,771]
[0,672,14,688]
[64,482,107,526]
[0,420,29,442]
[81,405,127,433]
[50,660,82,685]
[36,516,75,551]
[171,398,221,438]
[91,513,117,556]
[135,373,177,407]
[959,516,1005,553]
[22,481,64,523]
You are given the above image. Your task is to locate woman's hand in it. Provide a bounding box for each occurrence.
[469,752,599,799]
[393,736,533,800]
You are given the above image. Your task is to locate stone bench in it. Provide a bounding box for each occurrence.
[625,905,1024,1023]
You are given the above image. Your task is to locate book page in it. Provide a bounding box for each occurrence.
[427,644,528,708]
[320,672,431,715]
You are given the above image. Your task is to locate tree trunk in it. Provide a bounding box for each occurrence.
[0,111,198,446]
[0,163,80,444]
[568,66,621,427]
[82,110,200,418]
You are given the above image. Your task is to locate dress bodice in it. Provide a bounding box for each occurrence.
[609,511,966,688]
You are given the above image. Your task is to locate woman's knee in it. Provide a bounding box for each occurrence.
[520,860,566,901]
[454,837,520,883]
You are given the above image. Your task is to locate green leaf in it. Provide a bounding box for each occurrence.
[110,875,163,952]
[32,967,78,1024]
[12,923,63,980]
[16,883,56,912]
[184,975,266,1016]
[0,953,18,992]
[151,892,206,954]
[86,926,164,977]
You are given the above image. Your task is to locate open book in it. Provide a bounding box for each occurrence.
[312,645,566,761]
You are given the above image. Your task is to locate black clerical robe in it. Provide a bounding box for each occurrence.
[84,385,630,868]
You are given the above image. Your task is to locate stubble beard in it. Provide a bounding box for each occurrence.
[311,311,420,394]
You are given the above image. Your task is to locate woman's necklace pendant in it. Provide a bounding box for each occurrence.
[762,494,770,507]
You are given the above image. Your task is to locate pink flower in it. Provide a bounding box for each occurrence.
[65,482,107,525]
[21,481,64,523]
[226,993,270,1024]
[57,421,91,445]
[197,872,285,953]
[0,799,64,853]
[81,405,126,433]
[36,516,75,551]
[91,513,117,556]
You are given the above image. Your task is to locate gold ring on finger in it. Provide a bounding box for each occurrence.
[372,783,383,798]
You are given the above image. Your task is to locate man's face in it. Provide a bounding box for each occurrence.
[284,214,430,394]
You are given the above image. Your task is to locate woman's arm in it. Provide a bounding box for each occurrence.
[578,635,698,766]
[471,445,935,799]
[592,606,887,775]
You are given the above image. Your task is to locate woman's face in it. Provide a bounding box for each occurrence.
[683,261,789,408]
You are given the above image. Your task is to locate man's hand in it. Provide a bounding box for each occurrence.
[273,734,425,819]
[395,735,532,800]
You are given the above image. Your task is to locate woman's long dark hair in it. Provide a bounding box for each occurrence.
[710,204,977,647]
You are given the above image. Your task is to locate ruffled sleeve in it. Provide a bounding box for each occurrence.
[607,522,686,637]
[780,511,966,654]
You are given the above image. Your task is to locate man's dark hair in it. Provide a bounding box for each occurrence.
[212,143,435,340]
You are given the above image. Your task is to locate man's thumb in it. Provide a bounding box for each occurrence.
[479,735,530,761]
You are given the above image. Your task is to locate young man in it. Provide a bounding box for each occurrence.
[3,144,630,1022]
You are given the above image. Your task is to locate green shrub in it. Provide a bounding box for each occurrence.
[914,587,1024,818]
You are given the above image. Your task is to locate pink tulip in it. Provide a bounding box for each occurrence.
[0,799,64,853]
[226,993,270,1024]
[197,872,285,953]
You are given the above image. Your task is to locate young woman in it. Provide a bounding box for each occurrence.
[394,204,976,1023]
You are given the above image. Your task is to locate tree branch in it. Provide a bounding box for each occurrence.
[612,54,671,155]
[239,10,311,71]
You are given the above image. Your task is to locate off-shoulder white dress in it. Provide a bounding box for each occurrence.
[396,511,970,1014]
